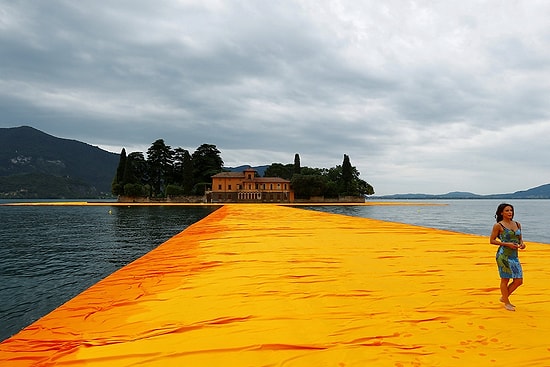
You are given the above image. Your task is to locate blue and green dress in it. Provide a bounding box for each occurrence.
[495,223,523,279]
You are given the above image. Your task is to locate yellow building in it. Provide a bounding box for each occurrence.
[209,168,293,203]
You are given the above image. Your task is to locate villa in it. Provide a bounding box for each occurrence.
[209,168,294,203]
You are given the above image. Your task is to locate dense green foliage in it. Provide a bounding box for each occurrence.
[112,141,224,197]
[264,163,294,180]
[113,146,375,200]
[268,154,375,199]
[191,144,224,195]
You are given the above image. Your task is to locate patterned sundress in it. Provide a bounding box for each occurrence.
[495,223,523,279]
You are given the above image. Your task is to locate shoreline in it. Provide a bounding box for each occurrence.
[1,201,446,206]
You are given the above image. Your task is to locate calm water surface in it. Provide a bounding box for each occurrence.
[304,199,550,244]
[1,199,547,342]
[0,203,218,342]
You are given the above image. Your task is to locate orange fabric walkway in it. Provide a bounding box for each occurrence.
[1,204,550,366]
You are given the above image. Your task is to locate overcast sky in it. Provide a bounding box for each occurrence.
[1,1,549,195]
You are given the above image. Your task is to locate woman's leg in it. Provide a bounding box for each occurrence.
[508,278,523,296]
[500,278,511,304]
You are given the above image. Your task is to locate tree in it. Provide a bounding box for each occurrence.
[182,150,194,194]
[341,154,353,195]
[171,147,188,185]
[356,176,375,196]
[123,152,147,185]
[291,174,327,199]
[264,163,293,179]
[192,144,223,194]
[293,153,301,176]
[124,183,147,197]
[147,139,173,197]
[301,167,327,176]
[336,155,375,196]
[111,148,127,196]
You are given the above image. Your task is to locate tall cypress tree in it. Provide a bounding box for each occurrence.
[293,153,301,176]
[111,148,127,196]
[182,150,194,194]
[341,154,353,195]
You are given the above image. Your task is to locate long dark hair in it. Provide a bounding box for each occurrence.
[495,203,514,222]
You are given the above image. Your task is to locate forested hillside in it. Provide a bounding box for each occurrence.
[0,126,119,198]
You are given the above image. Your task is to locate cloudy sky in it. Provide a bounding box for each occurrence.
[1,1,549,195]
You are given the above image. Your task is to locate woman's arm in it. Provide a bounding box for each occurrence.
[517,222,526,249]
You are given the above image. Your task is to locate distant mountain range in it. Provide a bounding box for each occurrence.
[0,126,119,199]
[374,184,550,200]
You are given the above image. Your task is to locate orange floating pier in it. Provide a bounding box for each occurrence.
[1,204,550,366]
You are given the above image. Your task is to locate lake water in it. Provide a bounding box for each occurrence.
[305,199,550,244]
[0,203,218,342]
[0,199,547,342]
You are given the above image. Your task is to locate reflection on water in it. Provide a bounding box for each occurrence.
[0,204,218,342]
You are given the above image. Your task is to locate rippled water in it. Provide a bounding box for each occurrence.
[303,199,550,244]
[0,203,218,342]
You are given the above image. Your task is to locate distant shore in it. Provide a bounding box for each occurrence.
[1,201,446,207]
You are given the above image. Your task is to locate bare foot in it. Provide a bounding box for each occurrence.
[500,297,515,307]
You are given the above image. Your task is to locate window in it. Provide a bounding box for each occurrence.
[218,184,222,190]
[228,184,232,190]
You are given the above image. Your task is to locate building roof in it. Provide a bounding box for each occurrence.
[211,172,245,178]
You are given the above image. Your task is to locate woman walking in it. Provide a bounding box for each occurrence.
[490,203,525,311]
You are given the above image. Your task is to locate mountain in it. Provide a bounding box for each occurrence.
[495,183,550,199]
[225,165,269,176]
[0,126,119,199]
[375,184,550,200]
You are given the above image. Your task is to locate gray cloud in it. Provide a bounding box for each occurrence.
[1,0,550,195]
